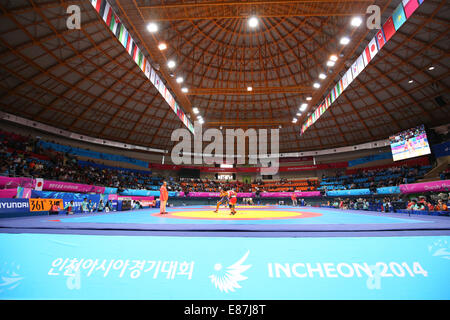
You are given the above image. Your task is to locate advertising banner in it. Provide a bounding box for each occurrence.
[376,186,401,194]
[0,233,448,299]
[431,141,450,158]
[326,189,372,196]
[0,176,33,188]
[259,191,321,198]
[0,198,30,214]
[183,192,254,198]
[399,180,450,194]
[42,180,106,194]
[117,196,155,207]
[120,189,177,197]
[31,190,102,213]
[29,198,63,212]
[0,189,17,198]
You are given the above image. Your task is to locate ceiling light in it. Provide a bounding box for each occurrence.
[198,119,204,124]
[247,86,253,91]
[146,22,158,33]
[292,118,297,123]
[306,97,312,101]
[428,66,435,70]
[408,80,414,84]
[167,60,176,68]
[158,43,167,50]
[326,60,335,67]
[350,16,363,27]
[176,77,184,83]
[181,87,188,93]
[329,55,338,62]
[193,107,199,114]
[296,113,301,116]
[313,83,320,88]
[248,16,258,28]
[319,73,327,79]
[340,37,350,45]
[300,103,308,111]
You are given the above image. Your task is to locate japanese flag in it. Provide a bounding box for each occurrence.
[368,36,379,59]
[35,178,44,191]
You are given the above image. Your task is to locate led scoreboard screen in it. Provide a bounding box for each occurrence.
[389,125,431,161]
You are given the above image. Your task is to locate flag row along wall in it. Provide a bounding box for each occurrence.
[300,0,424,135]
[89,0,195,134]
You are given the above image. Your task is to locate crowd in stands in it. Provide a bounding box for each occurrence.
[0,129,166,190]
[440,168,450,180]
[328,193,449,213]
[319,164,431,191]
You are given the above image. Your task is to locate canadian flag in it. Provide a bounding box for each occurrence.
[35,178,44,191]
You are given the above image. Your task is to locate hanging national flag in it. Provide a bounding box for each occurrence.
[118,25,125,44]
[363,37,378,66]
[99,0,107,18]
[357,54,365,71]
[145,62,151,79]
[339,78,344,93]
[376,29,386,50]
[342,72,349,90]
[346,68,353,86]
[139,55,145,71]
[114,18,123,38]
[418,0,424,3]
[111,15,121,36]
[95,0,103,12]
[133,46,139,63]
[368,36,379,59]
[402,0,420,18]
[150,67,156,84]
[351,60,359,79]
[120,28,128,47]
[35,178,44,191]
[109,12,117,31]
[154,74,161,91]
[392,3,407,31]
[91,0,102,12]
[334,85,339,98]
[158,80,165,95]
[137,51,144,69]
[331,88,336,102]
[102,2,112,24]
[382,16,396,42]
[127,38,133,55]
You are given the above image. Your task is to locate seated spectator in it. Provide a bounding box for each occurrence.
[97,199,105,212]
[49,201,61,215]
[81,198,89,213]
[435,200,448,211]
[64,200,75,215]
[88,199,95,212]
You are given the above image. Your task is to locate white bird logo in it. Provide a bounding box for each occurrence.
[209,251,251,293]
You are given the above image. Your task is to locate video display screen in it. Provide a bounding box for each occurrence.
[389,125,431,161]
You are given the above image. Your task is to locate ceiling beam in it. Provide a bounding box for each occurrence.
[139,0,371,21]
[186,85,312,95]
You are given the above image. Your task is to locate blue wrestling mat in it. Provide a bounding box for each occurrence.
[0,233,449,299]
[1,206,449,300]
